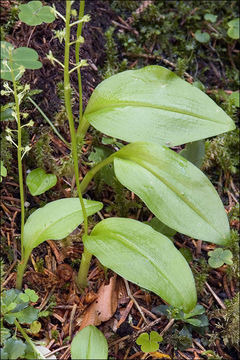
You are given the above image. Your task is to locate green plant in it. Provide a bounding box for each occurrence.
[208,248,233,268]
[1,2,237,356]
[153,304,208,329]
[136,331,163,353]
[1,288,54,360]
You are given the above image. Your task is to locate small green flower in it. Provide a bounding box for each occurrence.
[136,331,163,353]
[208,248,233,268]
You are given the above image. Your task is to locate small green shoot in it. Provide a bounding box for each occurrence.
[195,30,210,43]
[19,0,55,26]
[136,331,163,353]
[208,248,233,268]
[227,18,240,39]
[26,168,57,196]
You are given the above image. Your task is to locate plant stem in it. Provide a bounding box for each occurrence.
[16,252,30,290]
[64,0,90,289]
[75,0,85,124]
[14,319,45,359]
[80,153,115,193]
[77,114,90,140]
[27,96,70,148]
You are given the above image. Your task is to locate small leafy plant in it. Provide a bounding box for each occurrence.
[208,248,233,268]
[1,288,53,360]
[0,0,237,357]
[136,331,163,353]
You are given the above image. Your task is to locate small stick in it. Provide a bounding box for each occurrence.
[205,282,226,309]
[124,279,149,325]
[69,303,77,339]
[45,345,69,358]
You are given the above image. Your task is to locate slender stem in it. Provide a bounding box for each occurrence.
[80,153,115,193]
[75,0,85,123]
[10,59,25,258]
[64,1,90,288]
[15,319,45,359]
[27,96,70,148]
[15,252,30,291]
[76,114,90,140]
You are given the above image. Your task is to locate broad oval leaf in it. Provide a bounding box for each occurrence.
[23,198,103,253]
[0,41,42,81]
[83,66,235,146]
[19,1,55,26]
[71,326,108,360]
[26,168,57,196]
[114,142,230,245]
[84,218,197,312]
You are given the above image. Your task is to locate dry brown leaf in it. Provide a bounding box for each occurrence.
[80,275,118,329]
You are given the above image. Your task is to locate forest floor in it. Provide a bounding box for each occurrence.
[1,1,239,359]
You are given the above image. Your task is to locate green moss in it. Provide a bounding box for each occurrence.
[192,258,210,295]
[212,293,239,351]
[226,230,239,280]
[203,129,240,176]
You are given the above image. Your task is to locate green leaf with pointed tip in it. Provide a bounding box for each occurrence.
[26,168,57,195]
[113,142,230,245]
[227,18,240,39]
[180,140,205,169]
[19,1,55,26]
[71,326,108,360]
[23,198,103,255]
[0,41,42,81]
[84,218,197,312]
[83,66,235,146]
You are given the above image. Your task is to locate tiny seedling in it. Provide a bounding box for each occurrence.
[195,30,210,43]
[1,288,54,359]
[26,168,57,196]
[204,13,217,23]
[136,331,163,353]
[208,248,233,268]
